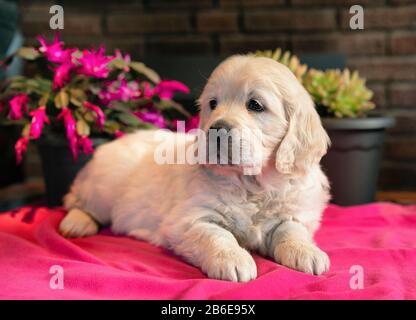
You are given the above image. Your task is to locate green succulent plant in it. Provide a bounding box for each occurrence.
[303,68,375,118]
[253,47,375,118]
[253,48,308,80]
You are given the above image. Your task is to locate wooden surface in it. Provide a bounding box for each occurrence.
[376,191,416,204]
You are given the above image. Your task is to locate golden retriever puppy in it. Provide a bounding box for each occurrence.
[59,55,331,282]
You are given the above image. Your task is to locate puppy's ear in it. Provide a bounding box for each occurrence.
[275,91,330,175]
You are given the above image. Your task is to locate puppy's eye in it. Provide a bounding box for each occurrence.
[209,99,218,110]
[247,99,265,112]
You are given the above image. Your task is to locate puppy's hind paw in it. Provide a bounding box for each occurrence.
[59,208,98,238]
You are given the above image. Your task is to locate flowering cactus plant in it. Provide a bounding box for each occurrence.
[0,34,196,163]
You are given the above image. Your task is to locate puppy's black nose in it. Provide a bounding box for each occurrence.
[209,121,232,132]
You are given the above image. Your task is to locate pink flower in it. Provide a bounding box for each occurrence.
[185,115,200,131]
[117,79,141,102]
[173,114,200,132]
[83,101,106,130]
[15,137,29,164]
[8,94,28,120]
[78,136,94,155]
[135,110,166,128]
[142,82,154,99]
[114,130,125,138]
[99,77,141,105]
[154,80,190,99]
[76,47,114,78]
[57,108,78,159]
[29,106,50,139]
[115,49,131,72]
[52,62,73,89]
[37,34,74,64]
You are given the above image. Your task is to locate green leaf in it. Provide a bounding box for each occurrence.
[9,81,26,90]
[15,47,40,60]
[109,58,127,70]
[110,101,133,113]
[76,119,90,136]
[117,112,142,127]
[54,90,69,109]
[22,123,31,137]
[130,62,160,83]
[72,50,83,59]
[103,120,121,133]
[69,88,87,107]
[156,99,191,118]
[39,92,50,106]
[36,78,52,92]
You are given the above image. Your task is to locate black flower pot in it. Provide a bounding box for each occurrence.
[321,116,395,206]
[0,125,24,187]
[37,135,109,207]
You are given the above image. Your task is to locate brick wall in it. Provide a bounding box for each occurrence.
[17,0,416,190]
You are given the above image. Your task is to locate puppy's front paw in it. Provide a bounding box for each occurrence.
[274,240,329,275]
[203,247,257,282]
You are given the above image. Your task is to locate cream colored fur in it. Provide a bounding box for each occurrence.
[59,55,331,282]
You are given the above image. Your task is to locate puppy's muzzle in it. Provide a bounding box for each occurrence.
[209,120,232,134]
[207,121,239,165]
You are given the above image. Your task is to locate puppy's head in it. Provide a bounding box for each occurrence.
[198,55,329,175]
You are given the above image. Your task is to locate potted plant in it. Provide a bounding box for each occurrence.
[255,48,395,205]
[304,68,394,205]
[0,34,196,206]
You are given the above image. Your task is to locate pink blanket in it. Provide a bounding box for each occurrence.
[1,203,416,299]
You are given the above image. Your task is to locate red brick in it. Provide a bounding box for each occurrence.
[390,0,416,4]
[146,36,213,55]
[51,35,108,50]
[21,13,102,37]
[379,162,416,190]
[390,83,416,108]
[146,0,213,9]
[391,32,416,55]
[18,2,54,15]
[106,37,146,59]
[220,34,287,54]
[104,1,144,13]
[348,57,416,81]
[292,0,383,5]
[220,0,285,8]
[244,9,335,31]
[387,111,416,134]
[107,13,191,34]
[385,137,416,161]
[244,9,336,31]
[367,83,386,109]
[196,11,239,33]
[292,32,385,55]
[341,6,416,29]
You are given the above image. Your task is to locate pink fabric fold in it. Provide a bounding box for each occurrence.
[0,203,416,300]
